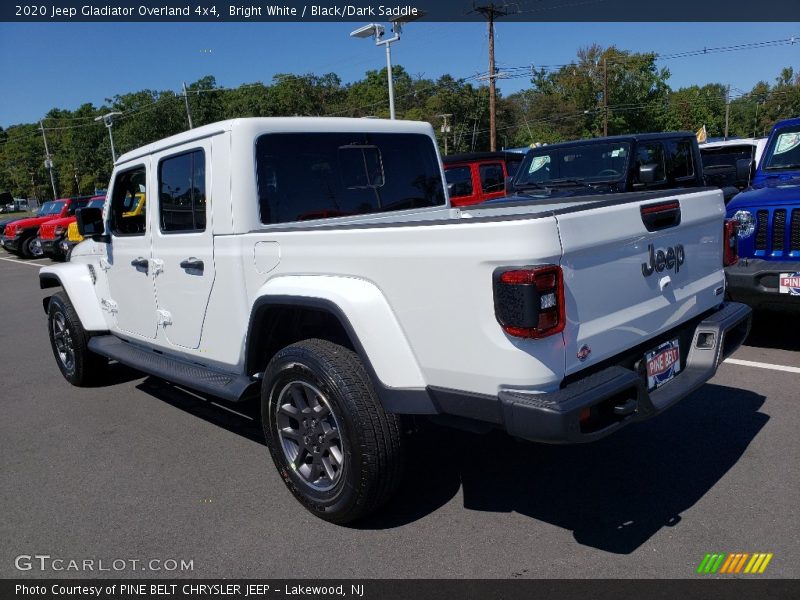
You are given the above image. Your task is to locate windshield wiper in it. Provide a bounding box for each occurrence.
[514,182,551,193]
[547,178,597,190]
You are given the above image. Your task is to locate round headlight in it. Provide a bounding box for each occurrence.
[733,210,755,239]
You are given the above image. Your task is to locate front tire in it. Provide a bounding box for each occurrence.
[47,292,107,386]
[20,235,38,258]
[262,339,404,524]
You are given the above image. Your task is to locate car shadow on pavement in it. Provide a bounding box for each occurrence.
[743,310,800,352]
[135,378,265,445]
[358,384,767,554]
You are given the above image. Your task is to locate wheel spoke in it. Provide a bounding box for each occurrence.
[279,403,301,420]
[308,459,322,483]
[292,449,307,471]
[280,427,302,441]
[289,386,308,410]
[321,457,336,481]
[328,444,343,466]
[312,402,330,418]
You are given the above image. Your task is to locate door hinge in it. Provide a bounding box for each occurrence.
[100,298,118,314]
[157,309,172,327]
[99,258,111,271]
[150,258,164,276]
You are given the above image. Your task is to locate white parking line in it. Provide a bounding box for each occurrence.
[0,256,44,267]
[725,358,800,374]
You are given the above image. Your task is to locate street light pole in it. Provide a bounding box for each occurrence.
[351,16,421,120]
[95,112,123,162]
[39,121,58,200]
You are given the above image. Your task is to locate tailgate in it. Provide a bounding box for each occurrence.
[556,189,727,376]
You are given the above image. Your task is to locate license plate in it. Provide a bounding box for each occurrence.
[779,272,800,296]
[645,338,681,391]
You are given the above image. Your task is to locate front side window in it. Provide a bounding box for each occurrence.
[635,143,666,183]
[110,166,147,236]
[479,163,505,193]
[159,149,206,233]
[445,166,473,198]
[256,132,445,224]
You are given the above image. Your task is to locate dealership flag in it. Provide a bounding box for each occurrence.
[696,125,708,143]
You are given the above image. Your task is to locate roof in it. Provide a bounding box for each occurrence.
[442,151,526,164]
[115,117,435,165]
[525,131,697,152]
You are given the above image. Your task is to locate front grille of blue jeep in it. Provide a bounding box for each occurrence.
[750,208,800,258]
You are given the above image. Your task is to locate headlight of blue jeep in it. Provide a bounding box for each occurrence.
[733,210,755,239]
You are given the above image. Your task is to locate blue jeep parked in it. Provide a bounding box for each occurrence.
[726,117,800,311]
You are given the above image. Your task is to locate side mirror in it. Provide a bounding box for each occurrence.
[736,158,753,183]
[638,163,657,184]
[504,176,514,194]
[76,207,106,240]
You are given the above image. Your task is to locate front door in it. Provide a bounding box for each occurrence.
[151,141,215,350]
[104,163,158,339]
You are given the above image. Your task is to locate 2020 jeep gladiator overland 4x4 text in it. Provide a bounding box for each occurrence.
[40,118,751,523]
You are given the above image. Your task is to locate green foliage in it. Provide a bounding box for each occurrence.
[1,53,798,199]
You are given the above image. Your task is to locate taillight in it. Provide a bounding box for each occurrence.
[493,265,565,339]
[723,219,738,267]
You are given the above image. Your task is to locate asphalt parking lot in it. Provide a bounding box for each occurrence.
[1,250,798,579]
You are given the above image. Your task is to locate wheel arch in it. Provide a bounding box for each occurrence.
[245,277,436,415]
[39,264,108,332]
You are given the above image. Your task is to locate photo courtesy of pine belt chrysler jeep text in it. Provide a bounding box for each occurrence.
[39,118,752,523]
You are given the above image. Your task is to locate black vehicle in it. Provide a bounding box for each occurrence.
[498,132,709,203]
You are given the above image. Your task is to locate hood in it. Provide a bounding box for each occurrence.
[726,179,800,212]
[4,214,63,234]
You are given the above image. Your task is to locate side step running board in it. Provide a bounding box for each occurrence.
[88,336,258,403]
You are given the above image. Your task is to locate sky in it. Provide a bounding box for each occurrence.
[0,21,798,127]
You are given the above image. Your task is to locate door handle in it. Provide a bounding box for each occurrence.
[130,257,149,269]
[179,257,204,272]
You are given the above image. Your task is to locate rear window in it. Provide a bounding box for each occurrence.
[256,132,445,224]
[479,163,505,193]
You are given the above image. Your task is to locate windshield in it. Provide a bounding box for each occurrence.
[763,125,800,171]
[515,142,630,187]
[39,201,65,215]
[87,199,105,209]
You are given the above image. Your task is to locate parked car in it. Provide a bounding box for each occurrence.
[61,193,141,259]
[443,151,525,206]
[700,137,768,201]
[38,195,106,260]
[498,132,706,204]
[726,117,800,312]
[2,197,86,258]
[40,117,750,524]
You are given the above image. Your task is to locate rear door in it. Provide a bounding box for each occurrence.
[556,189,726,376]
[151,140,215,349]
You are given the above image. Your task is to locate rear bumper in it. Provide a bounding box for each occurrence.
[726,259,800,311]
[431,302,752,443]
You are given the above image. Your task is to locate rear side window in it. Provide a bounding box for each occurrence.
[479,163,505,193]
[670,141,694,179]
[445,166,473,198]
[158,149,206,233]
[256,132,445,224]
[110,166,147,236]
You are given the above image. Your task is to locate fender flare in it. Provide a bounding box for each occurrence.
[245,275,437,415]
[39,264,108,332]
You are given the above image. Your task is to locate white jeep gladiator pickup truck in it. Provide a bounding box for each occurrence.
[40,117,752,523]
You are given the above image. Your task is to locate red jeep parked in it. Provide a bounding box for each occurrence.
[37,195,105,260]
[443,151,525,207]
[2,198,85,258]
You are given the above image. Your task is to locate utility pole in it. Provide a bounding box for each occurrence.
[724,84,731,140]
[39,121,58,200]
[472,3,509,151]
[603,57,609,136]
[95,112,123,163]
[438,114,452,155]
[182,82,194,129]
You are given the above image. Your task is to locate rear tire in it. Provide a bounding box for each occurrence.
[261,338,404,524]
[47,292,107,386]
